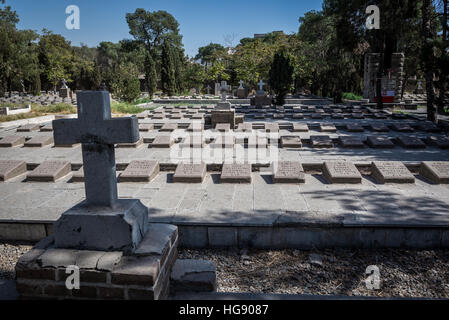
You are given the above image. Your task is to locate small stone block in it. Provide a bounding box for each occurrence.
[0,160,27,181]
[160,123,177,132]
[170,259,216,293]
[173,162,207,183]
[371,161,415,184]
[419,161,449,184]
[292,123,308,132]
[346,124,364,132]
[24,136,54,147]
[117,137,143,148]
[139,124,154,132]
[111,256,159,286]
[265,123,279,133]
[319,124,337,132]
[426,136,449,149]
[119,160,159,182]
[281,136,302,148]
[397,136,426,149]
[393,123,414,132]
[151,135,174,148]
[339,136,365,148]
[322,161,362,184]
[27,161,71,182]
[220,163,252,183]
[273,161,305,183]
[0,136,25,147]
[17,124,40,132]
[310,135,333,148]
[366,136,395,148]
[215,123,230,132]
[370,124,390,132]
[40,124,53,132]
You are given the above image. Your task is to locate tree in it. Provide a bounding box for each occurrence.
[269,51,294,105]
[195,43,226,66]
[110,62,141,102]
[144,52,157,98]
[183,61,206,92]
[160,41,176,95]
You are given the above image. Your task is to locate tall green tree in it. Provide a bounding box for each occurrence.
[269,51,294,105]
[160,41,176,96]
[144,52,157,97]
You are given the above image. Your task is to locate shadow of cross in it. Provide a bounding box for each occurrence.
[52,91,139,207]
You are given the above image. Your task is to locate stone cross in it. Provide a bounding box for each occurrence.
[61,79,68,89]
[219,81,230,101]
[239,80,244,89]
[53,91,139,207]
[258,80,265,92]
[206,85,211,94]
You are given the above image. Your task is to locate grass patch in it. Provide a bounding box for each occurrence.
[111,102,147,114]
[133,97,153,105]
[0,103,76,123]
[343,92,363,101]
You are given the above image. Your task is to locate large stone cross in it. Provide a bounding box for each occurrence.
[53,91,139,207]
[239,80,244,89]
[219,81,230,101]
[258,79,265,92]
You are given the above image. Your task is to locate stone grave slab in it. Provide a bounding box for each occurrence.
[24,136,54,147]
[236,123,252,132]
[273,161,305,183]
[215,123,231,132]
[311,113,323,119]
[292,123,309,132]
[331,114,344,119]
[293,113,305,119]
[220,163,252,183]
[264,123,279,133]
[160,123,177,132]
[418,123,441,133]
[17,124,40,132]
[0,136,25,147]
[281,136,302,148]
[370,124,390,132]
[180,135,205,148]
[371,161,415,184]
[310,135,333,148]
[339,136,365,148]
[173,162,207,183]
[366,136,395,148]
[187,123,204,132]
[40,124,53,132]
[0,160,27,181]
[346,124,364,132]
[191,114,204,120]
[426,136,449,149]
[139,124,154,132]
[397,136,426,149]
[117,137,144,148]
[419,161,449,184]
[211,135,235,149]
[119,160,160,182]
[352,113,364,119]
[151,135,174,148]
[319,124,337,132]
[27,160,71,182]
[322,161,362,184]
[392,123,414,132]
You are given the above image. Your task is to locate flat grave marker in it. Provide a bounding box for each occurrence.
[236,123,252,132]
[426,136,449,149]
[160,123,177,132]
[339,136,365,148]
[173,162,207,183]
[366,136,395,148]
[151,135,174,148]
[220,163,252,183]
[27,160,71,182]
[0,160,27,181]
[419,161,449,184]
[215,123,231,132]
[24,136,54,147]
[40,124,53,132]
[187,123,204,132]
[17,124,40,132]
[346,124,364,132]
[392,123,414,132]
[117,137,144,148]
[0,136,25,147]
[292,123,309,132]
[371,161,415,184]
[397,136,426,149]
[310,135,334,148]
[139,124,154,132]
[273,161,305,183]
[119,160,160,182]
[319,124,337,132]
[265,123,279,133]
[370,124,390,132]
[281,136,302,148]
[322,161,362,184]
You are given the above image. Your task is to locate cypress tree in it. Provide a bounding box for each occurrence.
[161,42,176,96]
[268,51,294,105]
[144,52,157,98]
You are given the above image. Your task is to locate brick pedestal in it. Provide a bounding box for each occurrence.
[211,109,236,129]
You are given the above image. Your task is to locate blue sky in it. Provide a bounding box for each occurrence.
[8,0,323,57]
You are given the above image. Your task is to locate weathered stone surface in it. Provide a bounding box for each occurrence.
[139,124,154,132]
[371,161,415,184]
[420,161,449,184]
[53,199,149,255]
[273,161,305,183]
[281,136,302,148]
[215,123,230,132]
[170,259,216,293]
[116,137,143,148]
[221,163,252,183]
[0,160,27,181]
[392,123,414,132]
[119,160,159,182]
[17,124,40,132]
[27,161,71,182]
[96,251,123,271]
[310,135,333,148]
[38,249,77,268]
[236,123,252,132]
[173,162,207,183]
[370,124,390,132]
[0,136,25,147]
[24,136,54,147]
[135,224,177,259]
[346,124,364,132]
[211,109,235,129]
[319,124,337,132]
[72,167,84,182]
[292,123,308,132]
[159,123,177,132]
[397,136,426,149]
[339,136,365,148]
[111,256,159,286]
[40,124,53,132]
[265,123,279,133]
[210,135,234,149]
[322,161,362,184]
[187,123,204,132]
[426,136,449,149]
[366,136,395,148]
[151,135,174,148]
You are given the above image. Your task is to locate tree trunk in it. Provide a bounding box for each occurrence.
[422,0,437,122]
[437,0,448,115]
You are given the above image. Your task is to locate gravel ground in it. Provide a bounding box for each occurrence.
[2,243,448,298]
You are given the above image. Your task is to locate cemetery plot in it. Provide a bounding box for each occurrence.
[417,123,441,133]
[0,160,27,181]
[187,123,204,132]
[426,136,449,149]
[281,136,302,148]
[180,135,205,148]
[27,160,71,182]
[366,136,395,148]
[172,162,207,183]
[371,161,415,184]
[139,124,154,132]
[17,124,40,132]
[292,123,309,132]
[392,123,414,132]
[310,135,334,148]
[160,123,178,132]
[220,163,252,183]
[370,124,390,132]
[236,123,252,132]
[210,135,235,148]
[273,161,305,183]
[319,124,337,132]
[339,136,365,148]
[265,123,279,133]
[24,136,54,147]
[40,124,53,132]
[322,161,362,184]
[346,124,364,132]
[119,160,160,182]
[419,161,449,184]
[117,137,144,148]
[215,123,231,132]
[151,135,174,148]
[0,136,25,147]
[397,136,426,149]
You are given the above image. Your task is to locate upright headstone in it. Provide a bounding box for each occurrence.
[236,80,247,99]
[59,79,71,99]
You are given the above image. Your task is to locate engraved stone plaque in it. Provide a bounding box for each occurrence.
[323,161,362,184]
[371,161,415,184]
[273,161,305,183]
